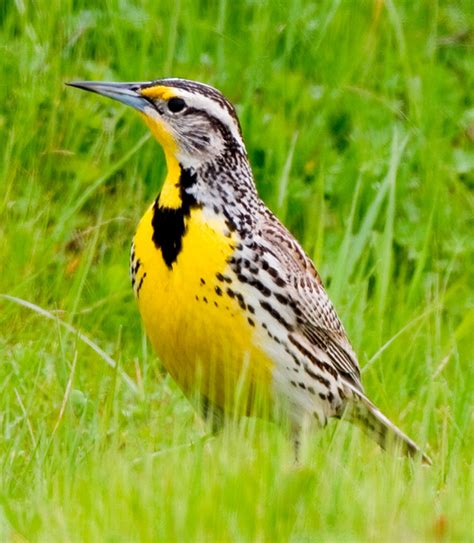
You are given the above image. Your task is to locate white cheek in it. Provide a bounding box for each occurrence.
[208,131,225,153]
[143,100,238,168]
[176,127,225,167]
[174,89,244,146]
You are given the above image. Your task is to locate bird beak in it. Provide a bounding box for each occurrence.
[66,80,151,112]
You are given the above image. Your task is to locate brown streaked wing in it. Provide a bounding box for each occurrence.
[259,210,363,391]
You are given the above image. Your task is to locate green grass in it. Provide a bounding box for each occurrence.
[1,0,473,540]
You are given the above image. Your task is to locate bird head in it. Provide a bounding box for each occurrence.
[67,78,246,169]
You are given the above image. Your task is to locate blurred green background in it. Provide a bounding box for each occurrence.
[0,1,473,541]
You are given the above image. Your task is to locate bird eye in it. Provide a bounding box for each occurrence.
[167,97,186,113]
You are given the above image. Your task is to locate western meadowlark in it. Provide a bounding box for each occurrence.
[68,77,430,463]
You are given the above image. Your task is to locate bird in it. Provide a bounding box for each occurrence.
[67,77,431,464]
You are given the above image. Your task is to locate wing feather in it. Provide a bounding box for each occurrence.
[259,211,363,391]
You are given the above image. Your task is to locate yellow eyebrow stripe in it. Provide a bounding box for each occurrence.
[140,85,177,101]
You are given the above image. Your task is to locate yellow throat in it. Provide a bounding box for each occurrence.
[131,106,274,413]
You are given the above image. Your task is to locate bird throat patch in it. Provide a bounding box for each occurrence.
[152,167,199,268]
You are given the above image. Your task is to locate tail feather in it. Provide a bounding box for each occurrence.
[342,386,432,465]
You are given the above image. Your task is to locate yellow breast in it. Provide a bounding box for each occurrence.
[132,204,274,412]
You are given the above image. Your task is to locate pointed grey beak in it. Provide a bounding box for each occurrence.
[66,80,152,112]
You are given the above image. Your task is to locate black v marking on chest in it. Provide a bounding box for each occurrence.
[151,167,200,268]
